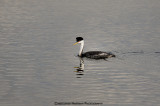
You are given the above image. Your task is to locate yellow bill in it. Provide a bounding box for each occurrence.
[73,42,79,45]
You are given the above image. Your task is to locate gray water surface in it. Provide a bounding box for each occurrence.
[0,0,160,106]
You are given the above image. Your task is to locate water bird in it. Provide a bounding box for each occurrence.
[73,37,115,59]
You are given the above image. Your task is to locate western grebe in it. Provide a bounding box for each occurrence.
[73,37,115,59]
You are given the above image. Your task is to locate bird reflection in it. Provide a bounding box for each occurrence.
[74,57,84,78]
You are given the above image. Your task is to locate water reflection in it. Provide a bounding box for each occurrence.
[74,57,84,78]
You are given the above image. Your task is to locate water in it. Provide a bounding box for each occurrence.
[0,0,160,106]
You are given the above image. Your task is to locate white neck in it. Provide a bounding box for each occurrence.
[79,40,84,56]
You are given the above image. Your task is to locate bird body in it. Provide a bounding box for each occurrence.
[82,51,115,59]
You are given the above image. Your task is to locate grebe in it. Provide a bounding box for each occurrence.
[73,37,115,59]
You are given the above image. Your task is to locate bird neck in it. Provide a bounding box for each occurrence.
[79,41,84,56]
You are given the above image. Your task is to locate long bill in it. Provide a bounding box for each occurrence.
[73,42,79,45]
